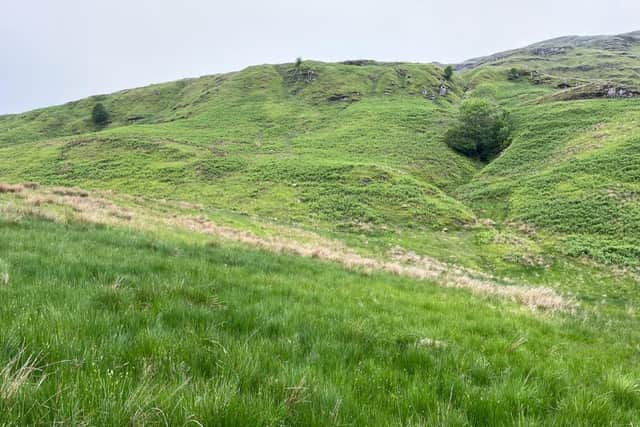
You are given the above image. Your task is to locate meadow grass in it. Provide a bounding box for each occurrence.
[0,215,639,425]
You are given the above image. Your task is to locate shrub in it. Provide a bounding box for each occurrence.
[91,103,109,126]
[508,68,521,81]
[443,65,454,81]
[444,99,513,161]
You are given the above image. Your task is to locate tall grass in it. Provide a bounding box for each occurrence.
[0,217,639,425]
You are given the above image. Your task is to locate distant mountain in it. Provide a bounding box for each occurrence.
[457,30,640,85]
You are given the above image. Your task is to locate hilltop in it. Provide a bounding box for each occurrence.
[458,30,640,84]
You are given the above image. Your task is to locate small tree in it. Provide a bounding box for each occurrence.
[91,103,109,126]
[295,57,303,68]
[444,99,513,161]
[443,65,454,81]
[507,68,520,81]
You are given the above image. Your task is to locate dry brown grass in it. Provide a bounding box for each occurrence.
[285,377,308,409]
[0,261,8,287]
[25,195,57,207]
[0,184,24,194]
[0,348,45,401]
[51,187,89,198]
[172,216,572,312]
[0,183,573,312]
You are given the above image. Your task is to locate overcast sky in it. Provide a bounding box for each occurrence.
[2,0,639,114]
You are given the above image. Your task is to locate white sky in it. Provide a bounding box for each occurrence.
[2,0,639,114]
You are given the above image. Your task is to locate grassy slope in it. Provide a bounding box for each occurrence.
[2,45,638,257]
[457,33,640,267]
[1,215,640,426]
[458,30,640,86]
[1,32,640,425]
[0,62,476,232]
[461,98,640,265]
[2,54,638,270]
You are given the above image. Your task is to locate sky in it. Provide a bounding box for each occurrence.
[2,0,639,114]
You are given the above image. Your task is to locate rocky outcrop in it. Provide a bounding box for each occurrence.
[605,86,637,98]
[531,46,567,56]
[538,82,640,103]
[286,67,317,85]
[341,60,377,66]
[456,30,640,70]
[327,92,362,103]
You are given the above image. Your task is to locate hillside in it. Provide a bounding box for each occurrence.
[458,30,640,86]
[0,62,476,232]
[2,30,640,425]
[2,35,640,267]
[455,31,640,267]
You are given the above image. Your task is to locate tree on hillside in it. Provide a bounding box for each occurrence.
[91,103,109,126]
[444,99,513,161]
[508,68,520,81]
[295,57,303,68]
[443,65,454,81]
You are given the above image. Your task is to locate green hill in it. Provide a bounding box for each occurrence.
[2,31,640,425]
[458,30,640,86]
[0,62,476,231]
[2,37,639,265]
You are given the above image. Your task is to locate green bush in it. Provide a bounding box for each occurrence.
[443,65,454,81]
[91,103,109,126]
[507,68,520,81]
[444,99,512,161]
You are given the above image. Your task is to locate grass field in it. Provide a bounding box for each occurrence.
[1,31,640,425]
[1,208,640,426]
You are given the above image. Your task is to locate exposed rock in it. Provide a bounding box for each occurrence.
[543,82,640,101]
[530,46,567,56]
[327,92,362,103]
[598,36,634,51]
[439,85,449,96]
[341,59,377,66]
[303,70,316,83]
[395,68,408,78]
[455,30,640,70]
[286,67,317,85]
[606,86,637,98]
[528,70,551,85]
